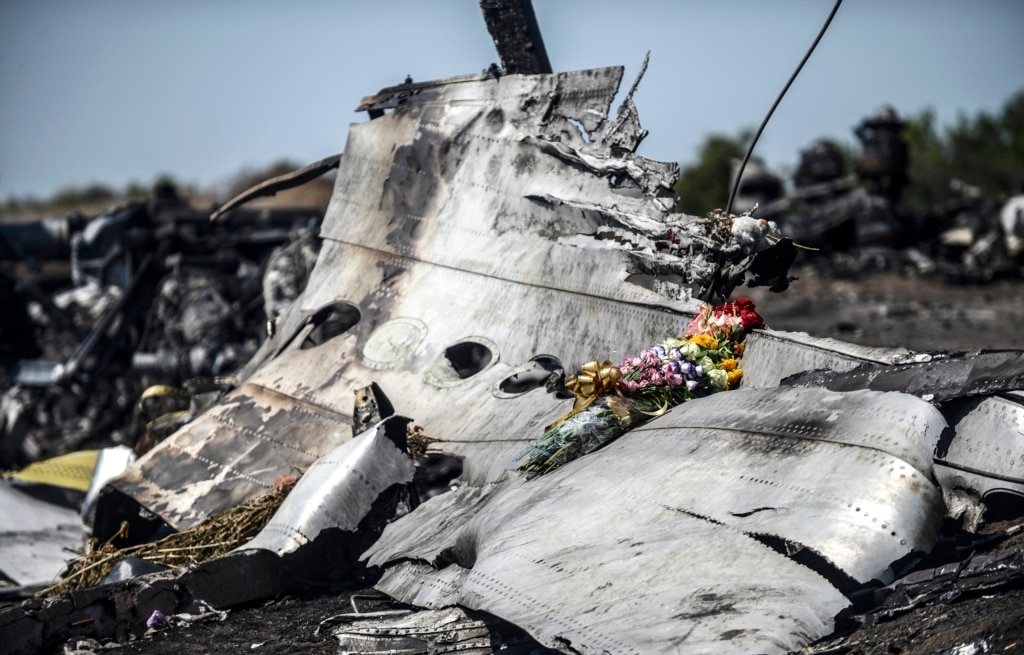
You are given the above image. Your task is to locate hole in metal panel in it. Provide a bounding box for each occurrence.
[300,302,361,349]
[424,337,498,387]
[494,355,566,398]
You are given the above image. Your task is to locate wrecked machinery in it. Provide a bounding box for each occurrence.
[734,110,1024,282]
[0,186,322,469]
[3,3,1024,655]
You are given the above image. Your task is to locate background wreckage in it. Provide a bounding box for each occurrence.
[3,61,1024,655]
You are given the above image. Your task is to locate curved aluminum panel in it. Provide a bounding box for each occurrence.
[244,416,415,554]
[365,387,945,653]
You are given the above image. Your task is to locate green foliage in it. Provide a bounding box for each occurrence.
[673,92,1024,218]
[903,91,1024,213]
[902,108,949,214]
[673,130,752,216]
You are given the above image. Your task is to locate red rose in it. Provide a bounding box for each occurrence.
[733,298,765,331]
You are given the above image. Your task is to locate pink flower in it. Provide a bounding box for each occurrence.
[640,350,660,366]
[641,368,664,386]
[684,313,707,338]
[618,379,640,394]
[619,357,641,374]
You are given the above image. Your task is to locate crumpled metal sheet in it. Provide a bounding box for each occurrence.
[329,606,544,655]
[244,416,415,555]
[0,481,85,587]
[753,339,1024,525]
[365,387,947,654]
[779,350,1024,402]
[739,329,912,389]
[376,533,844,655]
[106,66,792,531]
[627,387,946,582]
[106,383,352,531]
[935,391,1024,519]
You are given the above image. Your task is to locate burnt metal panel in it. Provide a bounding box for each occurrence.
[936,391,1024,516]
[110,65,795,530]
[365,387,946,653]
[780,350,1024,402]
[244,416,415,555]
[740,329,911,389]
[479,0,552,75]
[109,382,352,531]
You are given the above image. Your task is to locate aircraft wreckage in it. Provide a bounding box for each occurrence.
[4,25,1024,655]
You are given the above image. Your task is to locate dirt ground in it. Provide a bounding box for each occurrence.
[744,268,1024,352]
[57,269,1024,655]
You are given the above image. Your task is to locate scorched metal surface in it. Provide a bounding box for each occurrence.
[102,65,786,532]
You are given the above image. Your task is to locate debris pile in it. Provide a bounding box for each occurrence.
[735,106,1024,283]
[1,45,1022,655]
[0,189,322,470]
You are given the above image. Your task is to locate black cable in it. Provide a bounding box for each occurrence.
[725,0,843,215]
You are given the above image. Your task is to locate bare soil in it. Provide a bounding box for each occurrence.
[744,269,1024,352]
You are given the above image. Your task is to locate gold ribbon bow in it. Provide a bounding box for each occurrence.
[566,360,622,409]
[547,360,624,430]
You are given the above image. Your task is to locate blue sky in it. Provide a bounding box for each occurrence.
[2,0,1022,201]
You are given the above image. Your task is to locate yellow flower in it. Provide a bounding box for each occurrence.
[734,342,745,357]
[719,358,739,372]
[688,334,718,350]
[727,368,743,390]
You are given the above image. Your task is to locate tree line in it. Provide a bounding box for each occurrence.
[0,159,323,223]
[674,89,1024,217]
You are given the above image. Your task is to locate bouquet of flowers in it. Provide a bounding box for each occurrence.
[513,298,765,479]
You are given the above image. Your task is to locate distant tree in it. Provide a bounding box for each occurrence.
[125,180,150,201]
[223,159,304,200]
[51,183,116,209]
[673,130,752,216]
[903,90,1024,214]
[947,90,1024,195]
[902,108,949,214]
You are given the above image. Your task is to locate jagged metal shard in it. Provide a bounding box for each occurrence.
[780,350,1024,402]
[103,66,786,534]
[365,387,947,654]
[244,416,415,555]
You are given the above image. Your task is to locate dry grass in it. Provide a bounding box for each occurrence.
[44,479,296,596]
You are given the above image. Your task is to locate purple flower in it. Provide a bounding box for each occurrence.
[147,609,168,630]
[686,380,700,392]
[650,344,668,360]
[661,362,684,387]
